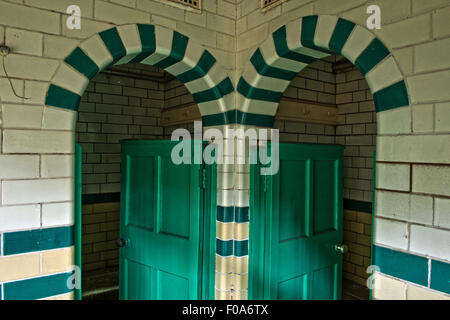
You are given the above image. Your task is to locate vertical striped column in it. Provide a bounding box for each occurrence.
[215,125,250,300]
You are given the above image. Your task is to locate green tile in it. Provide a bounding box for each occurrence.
[217,206,235,223]
[64,47,99,80]
[237,78,283,102]
[155,31,189,70]
[216,239,234,257]
[99,27,127,63]
[192,77,234,104]
[373,245,428,286]
[45,84,81,111]
[301,15,333,54]
[3,272,73,300]
[273,25,317,64]
[234,240,249,257]
[373,80,410,112]
[250,48,297,81]
[355,38,390,75]
[130,23,156,63]
[3,226,74,255]
[329,18,355,54]
[177,49,216,84]
[431,260,450,294]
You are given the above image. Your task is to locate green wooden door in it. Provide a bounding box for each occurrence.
[250,143,344,300]
[119,140,215,300]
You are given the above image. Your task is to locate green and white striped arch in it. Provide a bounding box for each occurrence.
[236,15,410,126]
[45,23,234,122]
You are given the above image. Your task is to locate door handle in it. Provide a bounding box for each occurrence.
[333,243,348,254]
[116,238,129,248]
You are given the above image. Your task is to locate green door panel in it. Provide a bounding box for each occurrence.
[119,140,215,300]
[250,142,344,300]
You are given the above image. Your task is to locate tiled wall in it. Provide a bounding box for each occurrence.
[1,0,450,300]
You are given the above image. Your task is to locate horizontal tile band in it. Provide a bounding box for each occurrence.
[202,110,275,127]
[343,199,372,213]
[82,192,120,204]
[217,206,249,223]
[373,245,429,287]
[216,239,249,257]
[3,226,74,256]
[3,271,73,300]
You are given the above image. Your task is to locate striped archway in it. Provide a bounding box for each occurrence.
[236,15,410,125]
[45,23,234,121]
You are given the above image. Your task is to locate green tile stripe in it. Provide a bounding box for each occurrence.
[373,245,428,286]
[300,15,333,54]
[177,50,216,84]
[431,260,450,294]
[45,84,81,111]
[234,240,249,257]
[99,27,127,63]
[154,31,189,70]
[0,284,2,300]
[216,239,234,256]
[235,207,249,223]
[250,48,297,81]
[192,77,234,103]
[237,78,283,102]
[202,110,275,127]
[373,80,410,112]
[273,25,317,64]
[130,23,156,63]
[64,47,99,80]
[355,38,390,75]
[3,226,74,255]
[3,272,73,300]
[328,18,356,54]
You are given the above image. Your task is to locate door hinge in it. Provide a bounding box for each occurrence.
[200,168,207,189]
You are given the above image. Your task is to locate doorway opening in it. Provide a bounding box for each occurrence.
[76,62,199,299]
[274,54,376,300]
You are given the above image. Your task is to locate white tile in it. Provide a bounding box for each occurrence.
[341,25,375,64]
[412,165,450,197]
[0,204,40,232]
[79,34,113,70]
[410,225,450,261]
[314,15,338,49]
[376,191,433,225]
[366,56,404,93]
[1,104,43,129]
[51,63,89,95]
[377,107,411,134]
[376,163,410,191]
[2,129,74,154]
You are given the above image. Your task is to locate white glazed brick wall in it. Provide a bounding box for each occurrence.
[0,0,449,300]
